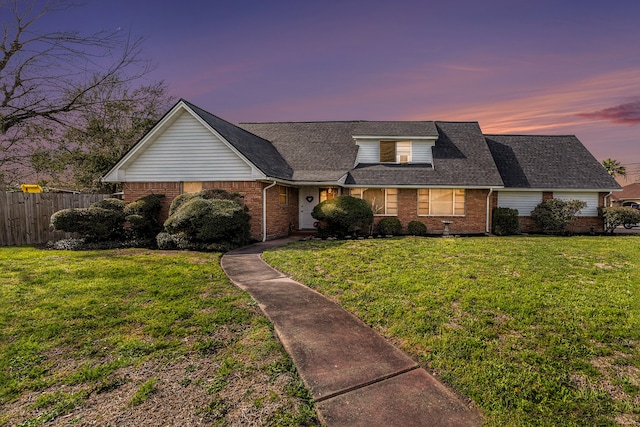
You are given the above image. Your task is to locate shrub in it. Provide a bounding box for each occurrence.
[124,194,165,240]
[407,220,427,236]
[50,195,165,245]
[311,196,373,238]
[51,206,125,242]
[530,199,586,234]
[492,207,521,235]
[162,192,251,251]
[377,217,402,235]
[600,207,640,233]
[168,189,243,216]
[91,198,126,212]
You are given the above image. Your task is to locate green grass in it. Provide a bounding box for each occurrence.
[263,236,640,426]
[0,248,318,426]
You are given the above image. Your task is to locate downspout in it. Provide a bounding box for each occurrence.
[603,191,613,232]
[262,181,277,242]
[486,188,494,234]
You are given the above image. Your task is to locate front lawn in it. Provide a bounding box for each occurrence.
[263,236,640,426]
[0,248,318,426]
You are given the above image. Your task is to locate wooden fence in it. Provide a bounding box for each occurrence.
[0,192,109,246]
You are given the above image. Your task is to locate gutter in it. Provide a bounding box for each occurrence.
[486,188,494,234]
[262,180,277,242]
[604,191,613,207]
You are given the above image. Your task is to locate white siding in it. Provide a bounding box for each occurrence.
[554,192,599,216]
[124,111,254,181]
[498,191,543,216]
[355,140,435,164]
[411,141,434,163]
[355,141,380,163]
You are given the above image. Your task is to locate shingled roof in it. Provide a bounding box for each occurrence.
[183,100,292,180]
[240,121,505,187]
[611,183,640,201]
[485,135,620,190]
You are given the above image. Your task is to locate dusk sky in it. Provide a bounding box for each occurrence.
[32,0,640,181]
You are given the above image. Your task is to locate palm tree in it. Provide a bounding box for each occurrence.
[602,158,626,177]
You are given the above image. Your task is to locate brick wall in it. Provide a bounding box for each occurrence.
[123,182,181,220]
[123,181,297,241]
[372,188,490,235]
[264,185,299,240]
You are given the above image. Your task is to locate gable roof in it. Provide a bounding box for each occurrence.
[182,100,292,179]
[104,100,618,192]
[485,134,620,190]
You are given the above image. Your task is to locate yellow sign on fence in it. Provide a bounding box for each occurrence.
[20,184,42,193]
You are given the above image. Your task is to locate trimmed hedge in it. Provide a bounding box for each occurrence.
[50,195,164,244]
[492,207,521,235]
[311,196,373,238]
[50,198,126,242]
[159,190,251,251]
[377,217,402,235]
[123,194,165,240]
[168,189,244,217]
[407,220,427,236]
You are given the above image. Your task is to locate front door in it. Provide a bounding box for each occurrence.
[299,187,318,229]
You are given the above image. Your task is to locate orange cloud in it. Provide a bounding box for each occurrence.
[409,68,640,134]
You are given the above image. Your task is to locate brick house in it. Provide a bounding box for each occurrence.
[610,183,640,207]
[102,99,620,240]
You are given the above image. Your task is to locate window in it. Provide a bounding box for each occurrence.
[279,186,288,205]
[183,182,203,193]
[379,141,411,163]
[351,188,398,215]
[319,187,336,203]
[418,189,465,216]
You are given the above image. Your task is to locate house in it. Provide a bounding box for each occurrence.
[610,183,640,207]
[102,99,621,240]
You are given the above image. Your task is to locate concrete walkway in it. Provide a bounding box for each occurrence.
[221,238,482,426]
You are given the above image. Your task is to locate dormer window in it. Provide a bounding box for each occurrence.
[380,141,411,163]
[354,135,436,165]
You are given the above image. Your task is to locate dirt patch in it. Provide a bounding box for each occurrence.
[3,353,315,426]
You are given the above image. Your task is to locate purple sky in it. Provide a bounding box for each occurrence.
[31,0,640,181]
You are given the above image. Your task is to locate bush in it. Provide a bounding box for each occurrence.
[311,196,373,238]
[50,195,164,244]
[530,199,586,234]
[50,200,126,242]
[91,198,126,212]
[162,191,251,251]
[377,217,402,235]
[492,207,521,235]
[407,220,427,236]
[600,207,640,233]
[168,189,243,216]
[124,194,165,240]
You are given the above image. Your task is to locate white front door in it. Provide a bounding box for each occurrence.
[299,187,319,229]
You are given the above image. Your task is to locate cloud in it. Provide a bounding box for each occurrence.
[404,68,640,134]
[577,100,640,124]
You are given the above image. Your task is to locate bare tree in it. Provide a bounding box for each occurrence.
[32,78,172,192]
[0,0,156,185]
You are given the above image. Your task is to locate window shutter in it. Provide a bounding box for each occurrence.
[380,141,395,162]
